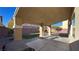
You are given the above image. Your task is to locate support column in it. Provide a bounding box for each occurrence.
[13,17,23,40]
[39,25,43,37]
[74,8,79,41]
[68,19,73,38]
[69,23,73,39]
[47,25,51,36]
[66,19,74,43]
[14,25,23,40]
[68,7,79,43]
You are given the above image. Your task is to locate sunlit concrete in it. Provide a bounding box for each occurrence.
[26,37,69,51]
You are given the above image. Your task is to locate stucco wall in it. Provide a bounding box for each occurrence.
[22,26,39,35]
[0,26,8,38]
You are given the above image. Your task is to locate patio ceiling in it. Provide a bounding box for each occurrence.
[16,7,74,25]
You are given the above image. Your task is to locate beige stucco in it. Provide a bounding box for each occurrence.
[14,28,22,40]
[68,7,79,43]
[74,8,79,41]
[15,7,74,25]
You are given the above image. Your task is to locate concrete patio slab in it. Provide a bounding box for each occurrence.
[4,36,79,51]
[27,37,70,51]
[5,38,37,51]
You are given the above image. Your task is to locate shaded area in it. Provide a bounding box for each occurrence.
[4,40,35,51]
[0,26,14,51]
[70,40,79,51]
[59,33,68,37]
[22,34,39,39]
[0,26,8,38]
[23,47,35,51]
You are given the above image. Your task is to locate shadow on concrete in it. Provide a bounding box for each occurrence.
[23,47,35,51]
[59,33,68,37]
[0,26,14,51]
[70,40,79,51]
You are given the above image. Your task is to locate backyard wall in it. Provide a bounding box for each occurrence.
[22,26,39,35]
[0,26,8,38]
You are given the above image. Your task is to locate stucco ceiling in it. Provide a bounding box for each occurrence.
[16,7,74,25]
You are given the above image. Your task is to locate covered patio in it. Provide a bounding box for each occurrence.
[13,7,74,40]
[6,7,79,51]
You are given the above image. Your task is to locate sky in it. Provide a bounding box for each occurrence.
[0,7,62,27]
[53,22,62,26]
[0,7,16,27]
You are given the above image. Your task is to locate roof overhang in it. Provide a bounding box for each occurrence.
[14,7,74,25]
